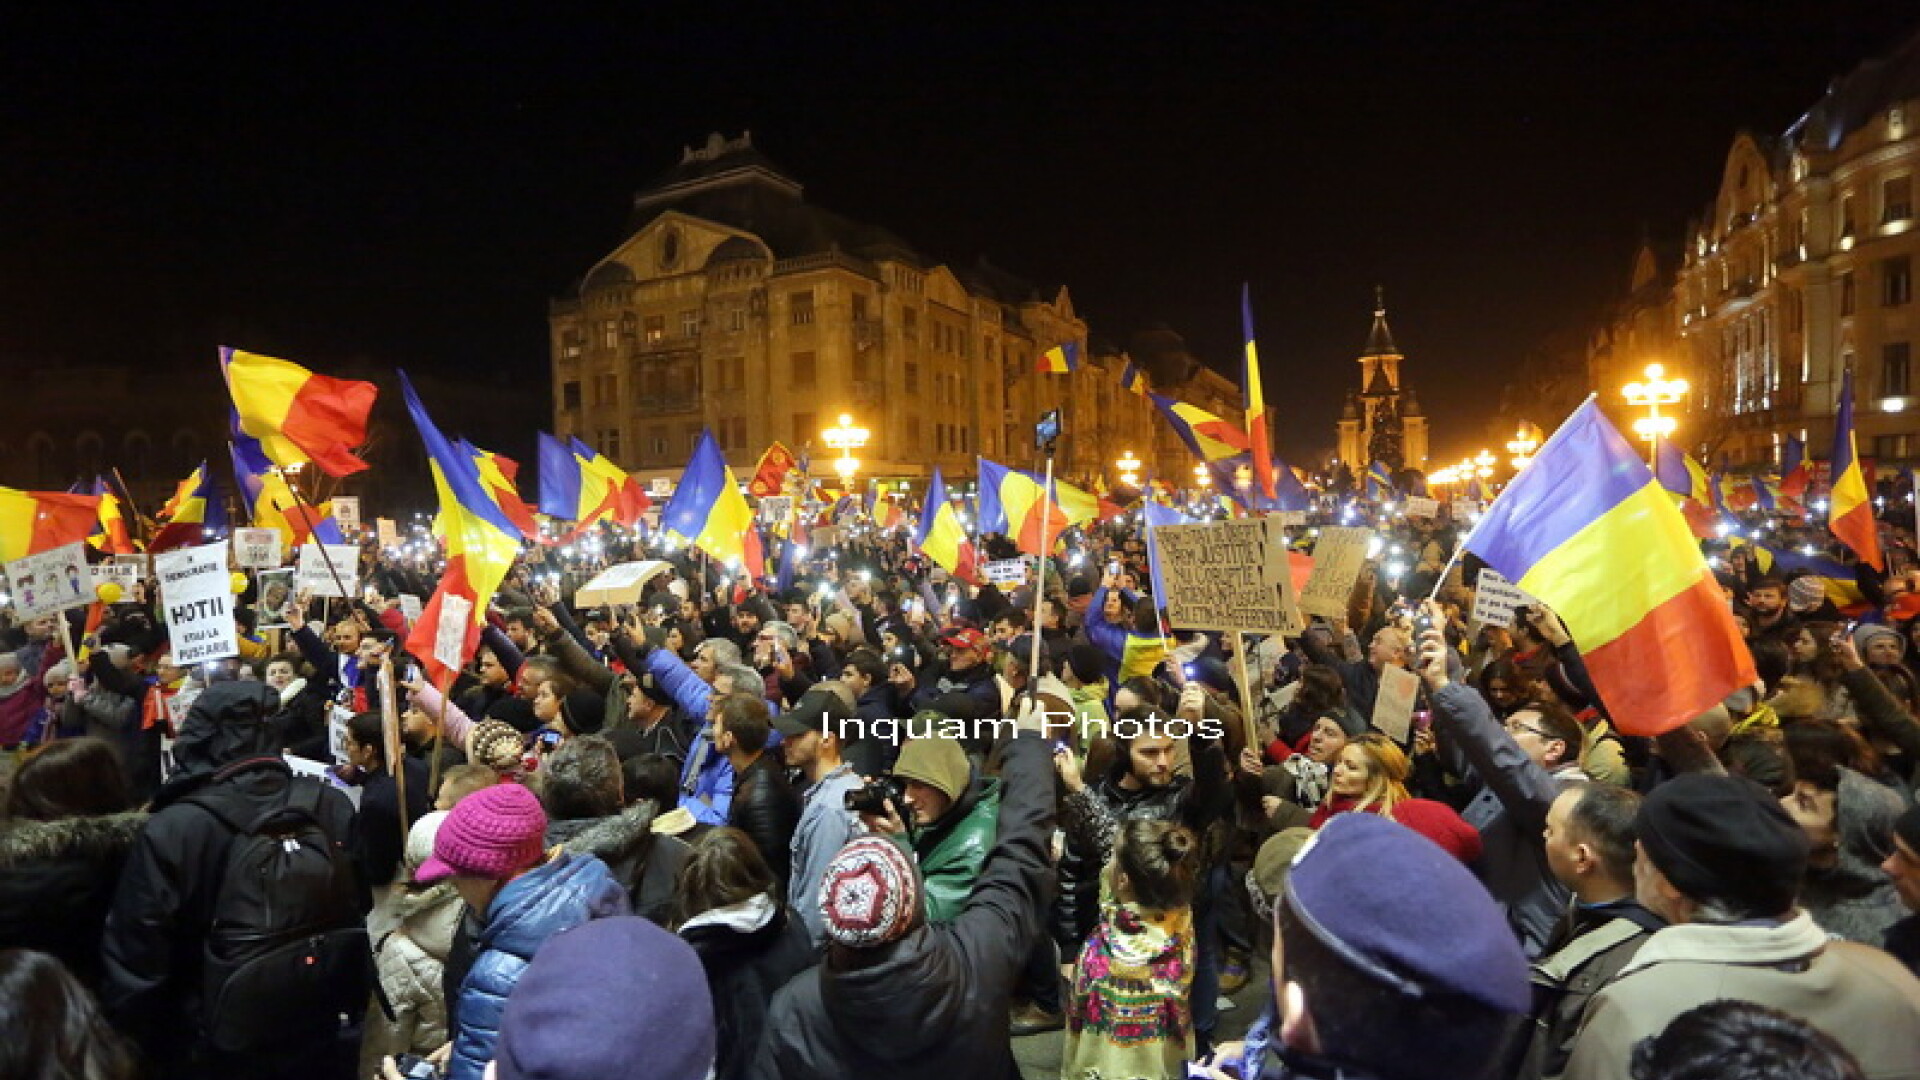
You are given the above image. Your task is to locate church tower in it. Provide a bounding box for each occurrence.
[1335,289,1429,476]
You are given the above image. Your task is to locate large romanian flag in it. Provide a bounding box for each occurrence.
[977,457,1100,555]
[1037,341,1081,374]
[471,447,539,540]
[0,488,100,564]
[149,462,228,553]
[1829,369,1882,570]
[537,433,650,530]
[660,430,754,565]
[1241,284,1277,501]
[1464,398,1754,735]
[400,372,525,685]
[1149,394,1250,464]
[914,468,978,584]
[220,347,377,477]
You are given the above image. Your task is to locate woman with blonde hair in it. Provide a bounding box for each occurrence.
[1309,733,1482,863]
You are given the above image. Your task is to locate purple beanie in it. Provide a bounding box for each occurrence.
[415,782,548,884]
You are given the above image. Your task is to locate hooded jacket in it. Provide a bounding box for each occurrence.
[551,800,692,925]
[0,810,146,987]
[1800,767,1909,945]
[679,892,816,1080]
[915,773,1002,924]
[751,733,1055,1080]
[447,852,629,1080]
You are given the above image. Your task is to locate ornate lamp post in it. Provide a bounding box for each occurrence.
[1115,450,1142,489]
[1506,423,1541,472]
[822,413,869,488]
[1624,363,1690,466]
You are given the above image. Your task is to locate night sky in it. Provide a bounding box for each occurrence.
[4,3,1915,463]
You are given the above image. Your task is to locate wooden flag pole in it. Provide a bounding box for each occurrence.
[1231,630,1260,753]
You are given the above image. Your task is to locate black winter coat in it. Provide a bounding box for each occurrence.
[729,753,801,890]
[680,897,816,1080]
[0,810,146,988]
[549,801,693,926]
[751,732,1056,1080]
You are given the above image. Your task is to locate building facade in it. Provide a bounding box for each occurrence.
[549,132,1223,491]
[1675,30,1920,468]
[1335,292,1429,476]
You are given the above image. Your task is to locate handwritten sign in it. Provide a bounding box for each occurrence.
[982,558,1032,589]
[295,544,361,598]
[376,518,401,548]
[233,527,283,569]
[1372,664,1421,744]
[5,542,93,619]
[759,496,794,524]
[155,542,238,664]
[1402,496,1440,519]
[90,556,142,596]
[1471,567,1537,629]
[433,593,474,674]
[1152,516,1303,636]
[650,477,674,496]
[284,753,361,809]
[1298,527,1371,619]
[398,593,423,624]
[1450,498,1481,521]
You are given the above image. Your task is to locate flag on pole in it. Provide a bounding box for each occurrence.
[1119,360,1149,396]
[149,463,228,553]
[88,478,135,554]
[1652,436,1720,538]
[1462,398,1755,735]
[1366,461,1395,500]
[399,372,525,686]
[0,488,100,564]
[1037,341,1081,374]
[914,468,978,583]
[1780,434,1809,497]
[976,457,1100,555]
[660,430,754,565]
[231,438,339,545]
[1241,283,1277,501]
[1148,394,1250,464]
[1828,369,1882,570]
[537,433,649,530]
[748,443,799,498]
[471,447,540,540]
[219,347,376,476]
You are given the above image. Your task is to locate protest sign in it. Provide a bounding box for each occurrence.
[1152,516,1303,636]
[1275,511,1307,529]
[759,496,793,524]
[1471,566,1537,628]
[1372,664,1421,744]
[1402,496,1440,519]
[398,593,423,624]
[1297,527,1371,619]
[1450,498,1481,521]
[331,496,360,535]
[155,542,238,664]
[256,568,296,629]
[433,593,474,673]
[982,558,1032,589]
[5,542,92,620]
[295,544,361,598]
[90,556,142,596]
[649,477,674,497]
[233,527,283,569]
[575,560,673,608]
[376,517,400,548]
[284,753,361,809]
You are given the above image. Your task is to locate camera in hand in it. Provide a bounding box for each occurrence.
[845,774,907,815]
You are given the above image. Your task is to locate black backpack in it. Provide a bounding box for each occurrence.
[185,772,370,1053]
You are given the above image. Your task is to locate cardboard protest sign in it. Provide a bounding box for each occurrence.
[1450,498,1481,521]
[575,560,673,608]
[5,542,93,619]
[649,477,674,496]
[90,555,142,596]
[256,568,296,630]
[398,593,423,624]
[1372,664,1421,744]
[1471,566,1537,628]
[1402,496,1440,519]
[233,527,284,569]
[155,542,239,664]
[331,496,360,535]
[432,593,474,674]
[982,558,1032,590]
[376,517,401,548]
[1298,527,1372,619]
[295,544,361,598]
[759,496,794,524]
[1152,516,1303,636]
[1275,511,1307,528]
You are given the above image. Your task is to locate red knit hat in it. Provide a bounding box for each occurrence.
[416,782,548,884]
[819,837,921,948]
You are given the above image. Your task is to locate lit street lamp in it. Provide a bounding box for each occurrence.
[1624,363,1690,465]
[822,413,869,488]
[1193,463,1212,489]
[1506,422,1541,472]
[1474,450,1495,480]
[1115,450,1142,489]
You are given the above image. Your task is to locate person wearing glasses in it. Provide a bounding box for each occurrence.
[1416,601,1593,958]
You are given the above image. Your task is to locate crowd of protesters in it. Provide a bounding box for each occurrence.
[6,501,1920,1080]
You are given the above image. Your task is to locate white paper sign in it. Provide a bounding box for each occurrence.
[233,527,284,569]
[376,517,401,548]
[650,477,674,496]
[434,593,474,673]
[398,593,423,624]
[1450,498,1481,521]
[90,557,141,595]
[759,496,794,524]
[1402,496,1440,519]
[1471,567,1537,629]
[295,544,361,598]
[1274,511,1307,528]
[284,753,362,809]
[1372,664,1421,743]
[155,542,239,664]
[331,496,361,535]
[1152,516,1304,636]
[982,558,1032,587]
[5,542,93,619]
[1298,527,1372,619]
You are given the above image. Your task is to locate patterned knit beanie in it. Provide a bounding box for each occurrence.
[416,781,548,884]
[819,837,921,948]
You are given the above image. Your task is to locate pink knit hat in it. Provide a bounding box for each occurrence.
[416,782,548,884]
[819,837,921,948]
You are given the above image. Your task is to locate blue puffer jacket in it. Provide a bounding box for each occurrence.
[446,853,629,1080]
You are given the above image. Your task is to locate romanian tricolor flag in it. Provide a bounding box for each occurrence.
[89,478,136,555]
[220,347,377,477]
[1241,284,1277,501]
[0,487,100,564]
[1149,394,1250,464]
[537,434,650,530]
[1119,360,1149,397]
[400,373,524,686]
[231,438,330,544]
[1463,398,1755,735]
[914,468,978,584]
[867,491,908,533]
[149,463,227,553]
[748,443,799,498]
[1037,341,1081,374]
[1780,434,1809,497]
[1653,436,1718,539]
[1828,370,1882,570]
[1728,538,1871,617]
[660,430,755,565]
[471,447,540,540]
[1366,461,1395,500]
[976,457,1100,555]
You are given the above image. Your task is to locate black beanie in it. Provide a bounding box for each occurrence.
[1067,641,1107,686]
[487,696,540,734]
[561,688,608,736]
[1637,773,1809,917]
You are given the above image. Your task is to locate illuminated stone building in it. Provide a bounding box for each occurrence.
[1335,291,1429,476]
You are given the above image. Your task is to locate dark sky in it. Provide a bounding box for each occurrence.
[3,2,1915,463]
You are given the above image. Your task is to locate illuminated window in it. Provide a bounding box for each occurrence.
[644,315,665,343]
[1885,175,1912,223]
[681,310,700,338]
[791,291,815,326]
